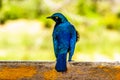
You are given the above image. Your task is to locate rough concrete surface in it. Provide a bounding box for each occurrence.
[0,61,120,80]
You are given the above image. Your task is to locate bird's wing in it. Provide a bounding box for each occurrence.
[52,29,58,58]
[69,25,77,61]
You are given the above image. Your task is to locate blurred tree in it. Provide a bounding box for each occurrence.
[0,0,2,9]
[0,0,51,24]
[77,0,97,16]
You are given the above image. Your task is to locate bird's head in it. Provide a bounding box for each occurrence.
[47,13,68,24]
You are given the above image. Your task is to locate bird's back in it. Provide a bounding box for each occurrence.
[53,22,73,46]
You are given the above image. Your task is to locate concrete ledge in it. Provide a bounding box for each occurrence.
[0,61,120,80]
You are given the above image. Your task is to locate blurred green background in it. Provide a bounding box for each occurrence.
[0,0,120,61]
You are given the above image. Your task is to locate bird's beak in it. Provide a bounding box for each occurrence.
[46,16,52,19]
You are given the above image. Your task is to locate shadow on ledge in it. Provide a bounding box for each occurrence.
[0,61,120,80]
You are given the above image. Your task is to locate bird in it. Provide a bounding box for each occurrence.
[47,13,79,72]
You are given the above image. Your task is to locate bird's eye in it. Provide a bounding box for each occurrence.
[55,16,58,19]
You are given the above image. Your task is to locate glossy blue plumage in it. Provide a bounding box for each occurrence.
[47,13,78,72]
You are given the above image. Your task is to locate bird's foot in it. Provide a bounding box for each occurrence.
[62,71,67,74]
[68,60,74,62]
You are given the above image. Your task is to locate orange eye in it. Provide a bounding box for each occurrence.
[55,16,58,19]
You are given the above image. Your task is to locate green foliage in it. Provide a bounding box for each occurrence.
[77,0,97,16]
[0,0,120,61]
[0,0,51,24]
[0,0,120,30]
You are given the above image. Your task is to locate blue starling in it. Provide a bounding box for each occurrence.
[47,13,79,72]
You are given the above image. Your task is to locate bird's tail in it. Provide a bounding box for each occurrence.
[55,53,67,72]
[76,30,80,42]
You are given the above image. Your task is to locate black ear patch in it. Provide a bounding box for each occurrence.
[54,16,62,23]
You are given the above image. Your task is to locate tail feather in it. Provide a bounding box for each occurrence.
[55,54,67,72]
[76,30,80,42]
